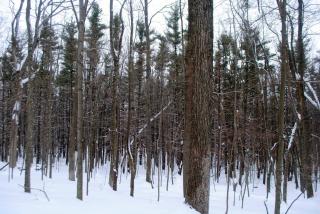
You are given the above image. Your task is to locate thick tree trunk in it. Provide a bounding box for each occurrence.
[183,0,213,213]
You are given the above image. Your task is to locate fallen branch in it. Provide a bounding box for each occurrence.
[304,92,320,110]
[0,163,9,171]
[284,192,303,214]
[128,101,172,160]
[270,142,278,151]
[311,134,320,141]
[305,81,320,109]
[18,184,50,202]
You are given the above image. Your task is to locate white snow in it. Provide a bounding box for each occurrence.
[287,122,298,151]
[296,73,320,111]
[20,77,30,87]
[12,101,21,112]
[304,92,320,111]
[12,101,21,125]
[20,74,36,87]
[306,81,320,107]
[0,161,196,214]
[0,160,319,214]
[297,112,301,121]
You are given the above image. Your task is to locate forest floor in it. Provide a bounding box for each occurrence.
[0,161,318,214]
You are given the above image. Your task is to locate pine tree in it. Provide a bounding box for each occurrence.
[2,41,24,170]
[85,2,106,189]
[133,20,146,167]
[154,35,170,172]
[166,3,183,178]
[56,21,77,181]
[57,22,77,87]
[35,17,58,178]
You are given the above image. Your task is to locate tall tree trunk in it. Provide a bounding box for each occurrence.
[127,0,136,197]
[75,0,88,200]
[296,0,314,198]
[144,0,153,183]
[109,0,125,191]
[24,0,34,193]
[275,0,288,213]
[108,0,118,191]
[68,83,77,181]
[184,0,213,213]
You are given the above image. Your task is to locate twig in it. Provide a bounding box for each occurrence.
[311,134,320,141]
[284,192,303,214]
[18,184,50,201]
[264,200,269,214]
[0,163,9,171]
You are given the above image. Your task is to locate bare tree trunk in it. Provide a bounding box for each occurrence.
[68,86,77,181]
[275,0,288,213]
[74,0,89,200]
[126,0,136,197]
[24,0,34,193]
[144,0,153,183]
[296,0,314,198]
[109,0,126,191]
[108,0,119,190]
[8,0,25,176]
[24,86,33,193]
[184,0,213,213]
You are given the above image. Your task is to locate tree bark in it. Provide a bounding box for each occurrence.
[127,0,136,197]
[183,0,213,213]
[24,0,34,193]
[75,0,88,200]
[275,0,288,213]
[144,0,153,183]
[296,0,314,198]
[108,0,125,191]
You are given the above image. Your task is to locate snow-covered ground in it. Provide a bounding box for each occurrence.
[0,161,318,214]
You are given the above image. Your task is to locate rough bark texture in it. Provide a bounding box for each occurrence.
[109,0,125,191]
[24,0,33,193]
[127,0,136,197]
[75,0,88,200]
[68,84,77,181]
[144,0,153,183]
[275,0,288,213]
[108,0,118,191]
[296,0,314,198]
[183,0,213,213]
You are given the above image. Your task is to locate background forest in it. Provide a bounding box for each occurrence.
[0,0,319,214]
